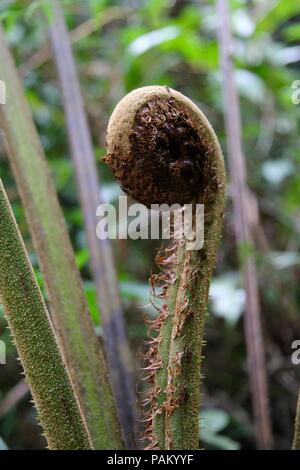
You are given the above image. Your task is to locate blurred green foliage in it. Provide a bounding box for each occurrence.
[0,0,300,449]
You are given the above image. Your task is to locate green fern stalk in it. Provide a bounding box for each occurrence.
[0,23,123,449]
[104,86,226,449]
[0,179,92,450]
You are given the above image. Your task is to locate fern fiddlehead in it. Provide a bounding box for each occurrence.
[104,86,226,450]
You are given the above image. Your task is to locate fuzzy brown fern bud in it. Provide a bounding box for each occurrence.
[104,86,226,449]
[105,86,211,206]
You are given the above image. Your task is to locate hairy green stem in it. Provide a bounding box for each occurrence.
[0,23,123,449]
[154,202,225,449]
[0,179,92,450]
[152,117,225,449]
[104,86,226,449]
[48,0,137,447]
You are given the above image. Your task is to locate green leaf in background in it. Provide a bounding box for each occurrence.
[262,159,294,185]
[267,251,300,270]
[200,409,240,450]
[162,35,218,69]
[120,280,161,317]
[283,24,300,43]
[25,0,53,22]
[254,1,300,36]
[200,432,240,450]
[88,0,108,18]
[273,45,300,66]
[140,0,169,28]
[75,248,90,270]
[232,8,254,38]
[127,26,180,57]
[202,408,229,433]
[235,69,266,104]
[210,273,245,325]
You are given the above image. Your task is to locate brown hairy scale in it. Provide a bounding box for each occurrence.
[104,95,207,206]
[141,240,180,449]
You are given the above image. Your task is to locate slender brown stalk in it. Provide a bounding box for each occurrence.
[0,23,123,449]
[217,0,273,449]
[48,0,136,448]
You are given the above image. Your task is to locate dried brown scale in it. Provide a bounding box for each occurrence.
[138,237,181,448]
